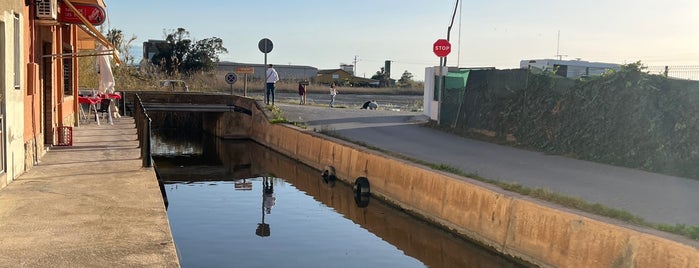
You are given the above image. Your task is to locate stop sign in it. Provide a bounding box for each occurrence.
[433,39,451,57]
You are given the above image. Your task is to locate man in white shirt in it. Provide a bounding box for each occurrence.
[265,64,279,105]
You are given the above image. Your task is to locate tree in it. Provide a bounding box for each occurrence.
[151,28,227,75]
[397,70,414,87]
[105,29,137,66]
[371,67,390,87]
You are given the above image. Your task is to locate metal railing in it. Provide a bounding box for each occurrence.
[647,65,699,81]
[133,94,153,167]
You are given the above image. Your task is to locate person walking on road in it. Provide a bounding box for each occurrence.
[265,64,279,105]
[329,83,338,107]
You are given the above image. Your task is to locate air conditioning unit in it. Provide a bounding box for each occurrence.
[35,0,58,20]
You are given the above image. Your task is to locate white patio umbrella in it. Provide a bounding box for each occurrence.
[96,44,117,124]
[96,44,115,94]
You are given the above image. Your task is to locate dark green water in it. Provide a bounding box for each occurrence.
[152,132,525,268]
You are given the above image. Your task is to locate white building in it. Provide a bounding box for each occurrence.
[520,59,619,78]
[217,61,317,81]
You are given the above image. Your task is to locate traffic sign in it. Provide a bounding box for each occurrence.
[235,67,254,74]
[225,72,238,85]
[433,39,451,57]
[258,38,273,53]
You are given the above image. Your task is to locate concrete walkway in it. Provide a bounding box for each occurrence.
[276,103,699,226]
[0,117,179,267]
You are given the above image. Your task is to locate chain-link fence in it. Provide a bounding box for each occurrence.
[646,65,699,81]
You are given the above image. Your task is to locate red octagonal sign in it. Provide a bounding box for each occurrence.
[433,39,451,57]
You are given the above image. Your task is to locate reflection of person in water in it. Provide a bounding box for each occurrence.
[263,177,276,214]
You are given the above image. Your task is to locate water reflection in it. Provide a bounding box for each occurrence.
[153,132,524,268]
[257,177,275,237]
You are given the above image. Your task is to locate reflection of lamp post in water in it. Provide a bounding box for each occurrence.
[256,177,275,237]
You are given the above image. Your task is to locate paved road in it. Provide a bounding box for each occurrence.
[276,102,699,226]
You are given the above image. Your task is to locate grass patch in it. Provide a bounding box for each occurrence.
[656,224,699,240]
[268,105,289,124]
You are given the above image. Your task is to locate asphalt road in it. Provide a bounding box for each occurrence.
[275,101,699,226]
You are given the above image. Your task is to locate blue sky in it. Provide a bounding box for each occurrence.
[105,0,699,81]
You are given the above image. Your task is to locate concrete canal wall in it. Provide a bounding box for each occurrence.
[136,92,699,267]
[242,106,699,268]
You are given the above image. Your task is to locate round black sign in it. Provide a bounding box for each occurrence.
[258,38,273,53]
[225,72,238,85]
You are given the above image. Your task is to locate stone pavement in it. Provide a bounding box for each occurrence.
[0,117,179,268]
[276,102,699,226]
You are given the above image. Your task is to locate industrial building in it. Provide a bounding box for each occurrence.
[216,61,318,81]
[521,59,619,78]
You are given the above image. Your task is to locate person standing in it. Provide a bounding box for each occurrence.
[329,83,338,107]
[265,64,279,105]
[298,80,308,105]
[263,177,275,214]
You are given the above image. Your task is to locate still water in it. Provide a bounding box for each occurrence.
[152,132,524,268]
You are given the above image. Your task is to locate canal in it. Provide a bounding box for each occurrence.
[152,130,525,268]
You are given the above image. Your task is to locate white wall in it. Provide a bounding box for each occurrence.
[423,66,449,121]
[423,67,437,120]
[1,6,27,184]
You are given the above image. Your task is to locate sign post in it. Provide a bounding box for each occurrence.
[258,38,273,103]
[235,67,254,96]
[433,39,451,125]
[433,39,451,58]
[225,72,238,95]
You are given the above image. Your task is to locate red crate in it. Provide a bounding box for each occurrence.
[57,126,72,146]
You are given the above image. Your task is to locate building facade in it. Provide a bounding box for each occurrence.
[216,61,318,81]
[0,0,116,190]
[316,69,378,86]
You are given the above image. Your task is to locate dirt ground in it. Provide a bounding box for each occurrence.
[249,91,424,112]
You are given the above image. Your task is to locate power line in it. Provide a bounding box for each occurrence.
[361,58,435,65]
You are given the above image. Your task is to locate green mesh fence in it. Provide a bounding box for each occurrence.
[438,70,469,126]
[452,69,530,132]
[438,67,699,179]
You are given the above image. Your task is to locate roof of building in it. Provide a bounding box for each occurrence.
[218,61,317,69]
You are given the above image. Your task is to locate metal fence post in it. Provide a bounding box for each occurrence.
[144,117,152,167]
[133,94,153,168]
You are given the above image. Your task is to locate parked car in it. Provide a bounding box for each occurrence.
[159,80,189,92]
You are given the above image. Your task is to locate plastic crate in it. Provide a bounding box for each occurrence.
[57,126,72,146]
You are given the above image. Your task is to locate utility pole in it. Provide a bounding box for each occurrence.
[438,0,460,125]
[555,30,567,60]
[353,55,359,75]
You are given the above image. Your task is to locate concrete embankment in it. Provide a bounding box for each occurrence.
[212,97,699,268]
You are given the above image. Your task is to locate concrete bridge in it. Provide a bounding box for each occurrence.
[130,91,699,268]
